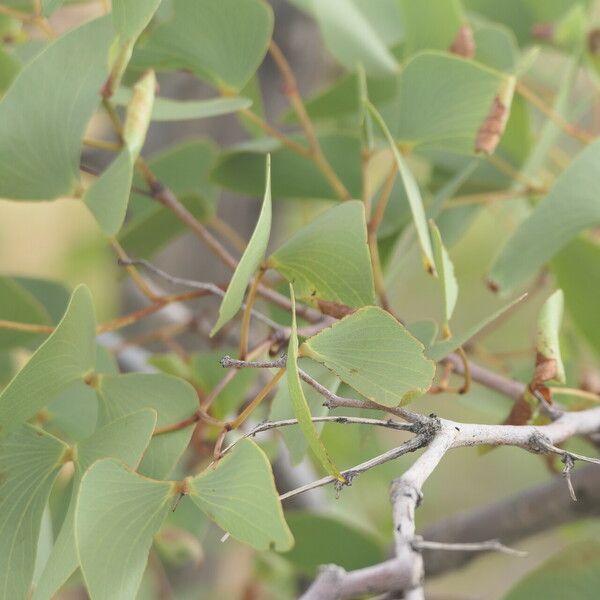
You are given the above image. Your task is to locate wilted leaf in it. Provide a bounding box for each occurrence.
[269,201,375,307]
[188,438,294,550]
[0,285,96,436]
[211,155,271,335]
[301,306,435,406]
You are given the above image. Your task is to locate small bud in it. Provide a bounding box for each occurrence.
[155,527,204,567]
[123,70,156,158]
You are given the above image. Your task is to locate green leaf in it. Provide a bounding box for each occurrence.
[114,88,251,121]
[211,155,271,335]
[284,511,385,575]
[211,133,363,200]
[430,220,459,324]
[84,148,134,236]
[308,0,399,76]
[504,540,600,600]
[368,102,435,273]
[394,52,503,153]
[552,238,600,357]
[427,294,526,361]
[269,201,375,307]
[96,373,198,478]
[85,70,156,235]
[489,139,600,293]
[0,276,51,351]
[142,0,273,91]
[0,425,68,600]
[281,72,398,125]
[0,285,96,437]
[112,0,162,41]
[301,306,435,406]
[270,361,340,465]
[536,289,565,383]
[14,277,70,324]
[34,410,157,600]
[120,139,217,257]
[0,16,113,200]
[0,46,20,93]
[473,23,519,72]
[286,286,344,478]
[75,459,173,600]
[399,0,463,54]
[41,0,64,16]
[188,438,293,550]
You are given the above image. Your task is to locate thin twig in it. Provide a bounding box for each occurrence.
[280,435,427,502]
[120,258,282,331]
[412,537,526,558]
[268,40,351,201]
[220,415,416,455]
[516,81,595,144]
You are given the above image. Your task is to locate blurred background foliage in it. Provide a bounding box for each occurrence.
[1,0,600,598]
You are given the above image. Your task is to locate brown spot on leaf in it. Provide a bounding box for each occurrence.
[531,22,555,40]
[485,278,500,293]
[504,395,534,426]
[589,28,600,55]
[449,24,476,58]
[532,352,558,387]
[317,299,355,319]
[475,77,515,155]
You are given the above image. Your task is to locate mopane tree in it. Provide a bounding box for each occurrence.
[1,0,600,599]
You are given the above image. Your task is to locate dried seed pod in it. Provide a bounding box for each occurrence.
[123,69,156,158]
[449,23,475,59]
[475,76,515,155]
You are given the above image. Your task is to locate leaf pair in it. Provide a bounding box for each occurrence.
[74,439,293,600]
[211,157,377,336]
